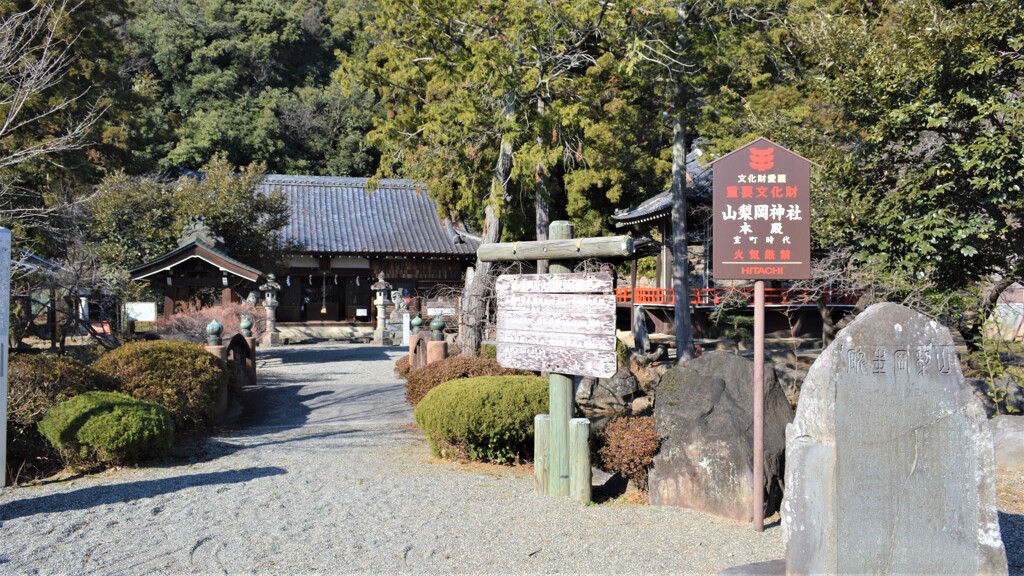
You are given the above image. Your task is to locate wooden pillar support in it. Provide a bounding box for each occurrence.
[534,414,550,495]
[548,372,573,496]
[544,220,591,502]
[569,418,592,503]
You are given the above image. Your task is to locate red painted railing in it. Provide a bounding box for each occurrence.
[615,287,858,307]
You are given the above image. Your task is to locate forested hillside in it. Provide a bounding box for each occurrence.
[0,0,1020,339]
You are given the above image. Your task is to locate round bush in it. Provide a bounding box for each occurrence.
[414,375,548,464]
[405,355,531,406]
[6,354,107,482]
[599,415,660,491]
[38,391,174,466]
[93,340,229,430]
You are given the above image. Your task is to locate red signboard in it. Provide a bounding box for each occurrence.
[712,138,812,280]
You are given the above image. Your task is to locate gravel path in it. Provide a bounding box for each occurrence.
[0,342,1019,575]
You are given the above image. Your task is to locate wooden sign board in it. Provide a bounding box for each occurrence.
[712,137,812,280]
[495,272,617,378]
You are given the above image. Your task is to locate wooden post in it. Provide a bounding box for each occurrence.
[753,280,765,532]
[548,220,574,497]
[569,418,591,503]
[534,414,550,495]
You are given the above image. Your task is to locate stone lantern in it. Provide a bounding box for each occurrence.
[259,273,282,346]
[370,272,392,345]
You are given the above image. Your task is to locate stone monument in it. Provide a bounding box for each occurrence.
[783,303,1008,575]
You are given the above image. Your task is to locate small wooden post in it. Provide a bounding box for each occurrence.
[548,220,575,498]
[534,414,550,495]
[569,418,591,503]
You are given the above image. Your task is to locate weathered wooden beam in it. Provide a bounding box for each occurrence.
[496,272,613,294]
[496,292,616,315]
[496,310,616,335]
[497,328,616,352]
[477,236,634,262]
[498,342,618,378]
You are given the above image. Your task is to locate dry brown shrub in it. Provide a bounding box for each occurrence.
[404,356,531,406]
[155,302,266,341]
[394,355,412,379]
[599,415,661,491]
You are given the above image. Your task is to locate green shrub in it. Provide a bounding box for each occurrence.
[38,391,174,466]
[480,343,497,359]
[6,354,107,483]
[394,354,412,379]
[599,415,660,491]
[405,355,531,406]
[93,340,228,430]
[414,375,548,464]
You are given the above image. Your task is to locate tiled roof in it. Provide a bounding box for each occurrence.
[129,237,264,282]
[613,145,713,227]
[262,175,479,257]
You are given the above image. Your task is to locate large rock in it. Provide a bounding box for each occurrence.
[783,303,1008,575]
[649,351,793,521]
[575,365,637,414]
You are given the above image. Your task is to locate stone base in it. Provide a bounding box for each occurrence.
[426,340,447,365]
[717,560,785,576]
[274,323,373,343]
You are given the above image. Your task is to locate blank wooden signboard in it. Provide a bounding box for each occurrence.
[495,272,617,378]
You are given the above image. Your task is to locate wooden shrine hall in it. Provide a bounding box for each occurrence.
[130,222,264,318]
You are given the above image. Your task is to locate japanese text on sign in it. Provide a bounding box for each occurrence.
[712,138,812,280]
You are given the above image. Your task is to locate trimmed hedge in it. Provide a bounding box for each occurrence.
[38,391,174,466]
[93,340,228,430]
[598,415,660,491]
[405,355,531,406]
[414,375,548,464]
[6,354,107,482]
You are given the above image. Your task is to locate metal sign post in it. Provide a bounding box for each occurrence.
[0,228,11,484]
[711,139,813,531]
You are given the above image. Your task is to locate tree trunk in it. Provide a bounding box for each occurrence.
[458,119,513,356]
[671,81,694,362]
[817,296,835,348]
[960,274,1018,351]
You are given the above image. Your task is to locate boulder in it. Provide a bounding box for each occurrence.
[575,365,637,414]
[649,351,793,521]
